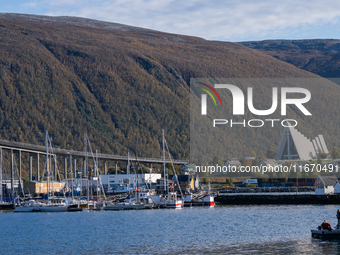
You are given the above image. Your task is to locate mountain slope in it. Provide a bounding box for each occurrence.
[0,13,333,163]
[239,39,340,78]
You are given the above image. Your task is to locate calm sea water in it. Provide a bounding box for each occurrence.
[1,205,340,254]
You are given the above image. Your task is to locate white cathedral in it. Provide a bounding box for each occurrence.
[276,123,329,161]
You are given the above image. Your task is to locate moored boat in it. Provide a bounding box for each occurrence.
[104,200,145,210]
[152,192,183,209]
[15,132,68,213]
[184,193,215,207]
[0,201,15,210]
[203,195,215,207]
[311,229,340,239]
[14,198,68,212]
[311,210,340,239]
[151,130,184,209]
[14,200,44,212]
[42,198,68,212]
[131,190,155,209]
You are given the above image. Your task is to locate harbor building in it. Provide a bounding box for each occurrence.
[99,173,161,190]
[169,174,200,191]
[276,123,329,160]
[334,179,340,194]
[1,174,23,196]
[174,164,200,191]
[258,159,278,167]
[224,160,242,168]
[24,181,65,195]
[180,164,197,175]
[315,176,338,195]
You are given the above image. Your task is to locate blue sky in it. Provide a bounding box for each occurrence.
[2,0,340,42]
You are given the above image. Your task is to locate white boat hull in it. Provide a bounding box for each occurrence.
[104,203,145,210]
[41,206,68,212]
[166,201,183,209]
[14,199,68,212]
[14,205,67,212]
[203,196,215,207]
[152,194,183,209]
[14,206,42,212]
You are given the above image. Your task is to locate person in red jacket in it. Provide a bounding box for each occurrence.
[321,220,331,230]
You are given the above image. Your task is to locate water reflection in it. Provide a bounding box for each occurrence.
[311,238,340,254]
[173,238,340,255]
[2,205,340,254]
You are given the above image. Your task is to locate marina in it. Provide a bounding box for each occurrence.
[1,6,340,255]
[1,130,214,212]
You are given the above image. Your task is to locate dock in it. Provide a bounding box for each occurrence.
[215,193,340,205]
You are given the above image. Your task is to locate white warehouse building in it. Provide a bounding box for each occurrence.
[99,173,161,187]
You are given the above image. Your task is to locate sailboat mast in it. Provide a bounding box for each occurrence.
[46,131,49,198]
[0,148,2,201]
[134,129,140,203]
[11,150,14,199]
[128,152,130,194]
[70,155,74,201]
[135,152,140,203]
[51,140,54,198]
[85,133,89,209]
[162,130,166,193]
[96,149,98,199]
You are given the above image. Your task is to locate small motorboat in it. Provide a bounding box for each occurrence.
[311,211,340,239]
[311,228,340,239]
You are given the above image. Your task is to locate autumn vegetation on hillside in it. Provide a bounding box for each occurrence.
[1,14,339,173]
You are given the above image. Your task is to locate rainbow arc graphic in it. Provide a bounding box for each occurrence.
[198,83,222,106]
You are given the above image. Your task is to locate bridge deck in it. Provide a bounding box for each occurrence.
[0,138,189,164]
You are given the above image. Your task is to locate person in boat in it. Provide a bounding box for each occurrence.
[336,209,340,229]
[321,220,331,230]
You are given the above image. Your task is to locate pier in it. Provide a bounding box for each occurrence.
[215,193,340,205]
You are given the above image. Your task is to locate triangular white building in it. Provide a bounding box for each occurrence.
[276,123,329,160]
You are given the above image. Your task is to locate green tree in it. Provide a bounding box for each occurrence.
[211,156,224,166]
[198,157,205,166]
[317,149,328,159]
[266,149,276,159]
[332,147,340,159]
[226,178,234,186]
[243,158,252,167]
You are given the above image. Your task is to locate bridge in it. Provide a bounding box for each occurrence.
[0,138,189,185]
[0,138,188,164]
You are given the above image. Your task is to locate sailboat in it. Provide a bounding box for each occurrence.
[152,130,183,209]
[14,131,68,212]
[103,196,145,210]
[82,133,107,210]
[104,152,147,210]
[0,150,16,210]
[65,155,85,211]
